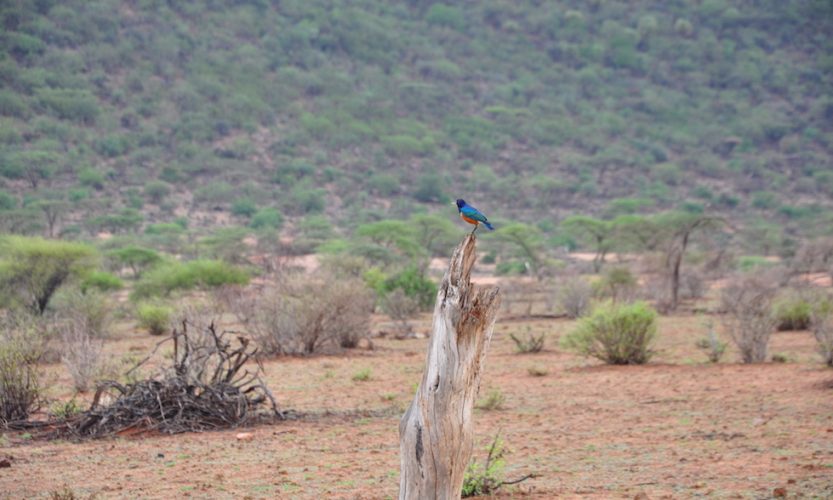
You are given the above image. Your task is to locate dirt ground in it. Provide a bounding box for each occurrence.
[1,314,832,499]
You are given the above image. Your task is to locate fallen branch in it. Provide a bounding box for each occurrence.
[46,320,281,439]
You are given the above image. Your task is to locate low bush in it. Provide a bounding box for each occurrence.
[80,271,123,293]
[136,303,173,336]
[476,388,506,411]
[59,316,106,393]
[561,301,657,365]
[695,321,727,363]
[809,292,833,367]
[720,275,777,363]
[462,432,533,497]
[557,276,592,318]
[243,271,373,355]
[131,260,249,300]
[380,288,420,337]
[509,329,545,353]
[383,267,437,311]
[773,293,812,331]
[250,207,283,229]
[0,331,43,423]
[462,433,507,497]
[593,267,638,304]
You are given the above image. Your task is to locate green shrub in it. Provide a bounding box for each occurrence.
[509,329,545,353]
[250,207,283,229]
[36,88,99,123]
[231,197,258,217]
[496,261,527,276]
[368,174,399,196]
[383,267,437,311]
[144,181,171,204]
[81,271,123,293]
[77,168,105,190]
[95,134,130,157]
[131,259,249,300]
[289,184,325,214]
[413,172,448,203]
[0,190,16,210]
[426,4,465,30]
[561,302,657,365]
[351,368,372,382]
[774,294,811,331]
[737,255,776,271]
[462,433,508,498]
[475,388,506,411]
[136,303,173,336]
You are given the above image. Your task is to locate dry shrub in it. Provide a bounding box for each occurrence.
[557,276,592,319]
[60,322,105,393]
[381,288,420,337]
[680,268,707,300]
[509,329,545,353]
[0,319,44,423]
[720,274,778,363]
[57,292,114,392]
[695,320,727,363]
[808,291,833,367]
[641,274,673,313]
[791,238,833,274]
[238,271,373,355]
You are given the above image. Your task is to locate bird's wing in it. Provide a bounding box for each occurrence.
[461,205,489,223]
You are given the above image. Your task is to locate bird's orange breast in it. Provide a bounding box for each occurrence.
[460,214,479,226]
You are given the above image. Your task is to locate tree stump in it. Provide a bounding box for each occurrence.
[399,234,501,499]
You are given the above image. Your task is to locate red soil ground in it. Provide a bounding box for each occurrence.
[1,315,832,499]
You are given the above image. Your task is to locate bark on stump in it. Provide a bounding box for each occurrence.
[399,234,501,499]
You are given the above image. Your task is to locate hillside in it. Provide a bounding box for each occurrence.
[1,0,832,251]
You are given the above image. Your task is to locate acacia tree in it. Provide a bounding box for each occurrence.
[0,236,97,314]
[409,214,457,257]
[654,212,725,311]
[612,214,661,252]
[562,215,614,272]
[106,245,162,277]
[495,223,545,278]
[35,197,68,238]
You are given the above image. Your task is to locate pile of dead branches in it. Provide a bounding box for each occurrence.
[53,320,281,438]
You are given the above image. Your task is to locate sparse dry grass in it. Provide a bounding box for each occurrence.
[1,308,830,498]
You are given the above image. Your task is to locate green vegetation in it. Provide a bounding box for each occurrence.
[0,236,97,314]
[562,302,658,365]
[136,303,173,336]
[131,260,249,300]
[80,270,123,293]
[0,0,829,248]
[774,293,812,331]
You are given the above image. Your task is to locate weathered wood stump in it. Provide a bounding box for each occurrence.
[399,234,501,499]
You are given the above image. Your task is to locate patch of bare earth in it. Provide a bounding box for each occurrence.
[1,315,832,499]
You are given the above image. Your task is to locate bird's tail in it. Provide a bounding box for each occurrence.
[483,221,495,231]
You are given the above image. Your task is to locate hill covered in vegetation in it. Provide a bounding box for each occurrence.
[1,0,832,254]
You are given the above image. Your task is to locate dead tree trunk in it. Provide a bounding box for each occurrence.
[399,234,501,499]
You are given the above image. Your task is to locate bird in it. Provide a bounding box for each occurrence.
[455,199,495,234]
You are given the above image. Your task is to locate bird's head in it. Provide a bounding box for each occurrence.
[455,199,466,209]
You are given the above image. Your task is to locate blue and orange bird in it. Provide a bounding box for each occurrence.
[455,199,495,234]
